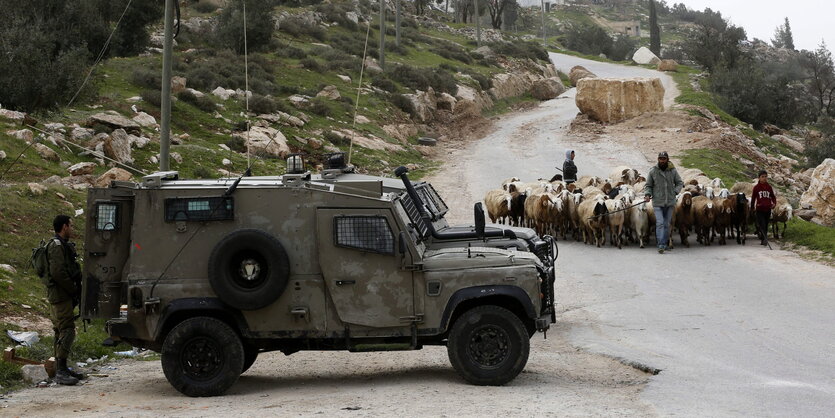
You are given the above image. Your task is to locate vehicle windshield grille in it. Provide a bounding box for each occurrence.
[399,192,429,239]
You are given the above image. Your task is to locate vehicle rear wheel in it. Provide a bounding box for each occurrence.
[242,344,259,374]
[161,317,244,397]
[447,305,530,386]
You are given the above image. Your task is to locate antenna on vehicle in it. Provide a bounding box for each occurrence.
[348,15,373,166]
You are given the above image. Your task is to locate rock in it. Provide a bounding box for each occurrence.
[95,167,134,188]
[45,132,65,147]
[799,158,835,226]
[490,72,535,100]
[345,11,359,24]
[0,264,16,274]
[473,45,497,60]
[68,162,97,176]
[0,150,5,160]
[234,127,290,158]
[569,66,597,87]
[28,183,47,195]
[212,87,236,100]
[762,124,783,136]
[21,365,48,384]
[316,85,341,100]
[382,124,419,144]
[44,123,66,133]
[288,95,311,108]
[337,75,352,83]
[404,88,438,122]
[632,47,661,65]
[88,112,141,134]
[418,137,437,146]
[0,108,26,122]
[308,138,324,150]
[575,78,665,123]
[170,152,183,164]
[795,208,817,222]
[334,130,404,152]
[70,127,95,143]
[126,96,142,103]
[103,129,134,164]
[772,134,805,153]
[530,78,567,100]
[436,93,457,112]
[171,76,187,94]
[8,129,34,143]
[363,57,383,74]
[132,112,157,128]
[296,112,311,123]
[454,84,493,115]
[34,143,60,161]
[234,89,252,100]
[185,88,205,98]
[354,115,371,124]
[222,158,232,166]
[657,59,678,72]
[132,135,150,149]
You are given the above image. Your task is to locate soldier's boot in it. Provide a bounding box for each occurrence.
[55,358,79,386]
[66,366,86,380]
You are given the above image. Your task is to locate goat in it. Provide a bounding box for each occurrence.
[509,191,527,227]
[730,193,749,244]
[674,192,694,247]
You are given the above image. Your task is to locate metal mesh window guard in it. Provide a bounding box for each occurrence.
[165,197,234,222]
[334,216,394,255]
[96,203,118,231]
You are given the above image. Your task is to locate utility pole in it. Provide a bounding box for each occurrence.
[160,0,175,171]
[379,0,386,70]
[475,0,481,47]
[396,0,401,47]
[541,0,546,44]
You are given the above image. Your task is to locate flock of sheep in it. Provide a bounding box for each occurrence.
[484,166,794,249]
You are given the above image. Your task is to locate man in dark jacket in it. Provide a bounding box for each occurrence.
[644,152,683,254]
[46,215,84,385]
[750,170,777,245]
[562,149,577,184]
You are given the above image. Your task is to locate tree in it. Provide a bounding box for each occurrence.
[800,41,835,117]
[681,8,746,71]
[215,0,277,54]
[649,0,661,56]
[771,17,795,50]
[486,0,516,30]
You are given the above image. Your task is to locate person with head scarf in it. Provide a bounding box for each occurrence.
[562,149,577,184]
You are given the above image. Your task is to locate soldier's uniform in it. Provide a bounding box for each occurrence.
[46,235,82,364]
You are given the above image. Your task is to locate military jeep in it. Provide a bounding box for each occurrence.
[81,154,557,397]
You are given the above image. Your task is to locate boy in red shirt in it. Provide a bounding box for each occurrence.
[750,170,777,245]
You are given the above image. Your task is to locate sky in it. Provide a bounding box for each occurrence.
[675,0,832,52]
[516,0,832,52]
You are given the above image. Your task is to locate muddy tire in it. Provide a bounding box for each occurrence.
[242,344,259,373]
[447,305,530,386]
[161,317,244,397]
[208,229,290,310]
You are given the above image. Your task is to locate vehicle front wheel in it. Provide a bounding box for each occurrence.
[447,305,530,386]
[161,317,244,397]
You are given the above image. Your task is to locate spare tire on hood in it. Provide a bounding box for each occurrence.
[208,229,290,310]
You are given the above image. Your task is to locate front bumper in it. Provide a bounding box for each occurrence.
[536,314,552,332]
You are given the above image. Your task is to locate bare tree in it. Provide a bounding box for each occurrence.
[486,0,515,30]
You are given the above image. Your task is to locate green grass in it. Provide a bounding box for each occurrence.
[678,148,753,185]
[0,360,24,391]
[783,218,835,257]
[483,93,539,118]
[670,66,742,127]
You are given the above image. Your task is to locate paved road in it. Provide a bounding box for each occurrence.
[427,52,835,416]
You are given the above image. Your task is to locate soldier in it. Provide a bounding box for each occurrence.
[47,215,85,385]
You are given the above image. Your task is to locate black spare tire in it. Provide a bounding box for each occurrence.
[208,229,290,310]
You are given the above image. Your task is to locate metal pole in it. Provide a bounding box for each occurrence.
[541,0,546,44]
[475,0,481,47]
[396,0,401,47]
[160,0,175,172]
[379,0,385,70]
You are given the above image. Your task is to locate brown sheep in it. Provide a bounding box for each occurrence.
[578,196,608,247]
[525,192,561,237]
[771,197,793,239]
[674,192,695,247]
[484,189,512,224]
[712,195,735,245]
[691,196,716,245]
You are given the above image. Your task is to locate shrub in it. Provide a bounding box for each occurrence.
[805,117,835,167]
[561,25,612,57]
[141,89,162,107]
[309,97,333,116]
[249,94,278,114]
[193,166,214,179]
[323,130,348,146]
[608,35,637,61]
[226,135,246,152]
[300,57,322,72]
[277,45,307,59]
[314,2,360,31]
[177,90,216,112]
[390,93,416,118]
[464,71,492,90]
[131,68,162,90]
[373,75,398,93]
[279,17,328,41]
[192,1,219,13]
[215,0,276,54]
[388,64,458,96]
[433,46,473,64]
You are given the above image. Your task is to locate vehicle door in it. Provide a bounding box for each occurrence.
[316,208,414,328]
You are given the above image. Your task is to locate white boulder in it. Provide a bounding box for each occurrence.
[632,47,661,65]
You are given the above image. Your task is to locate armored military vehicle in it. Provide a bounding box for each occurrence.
[81,153,557,397]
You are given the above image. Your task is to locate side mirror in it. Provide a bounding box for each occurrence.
[474,202,485,238]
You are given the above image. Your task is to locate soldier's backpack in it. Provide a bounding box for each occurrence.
[30,239,53,282]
